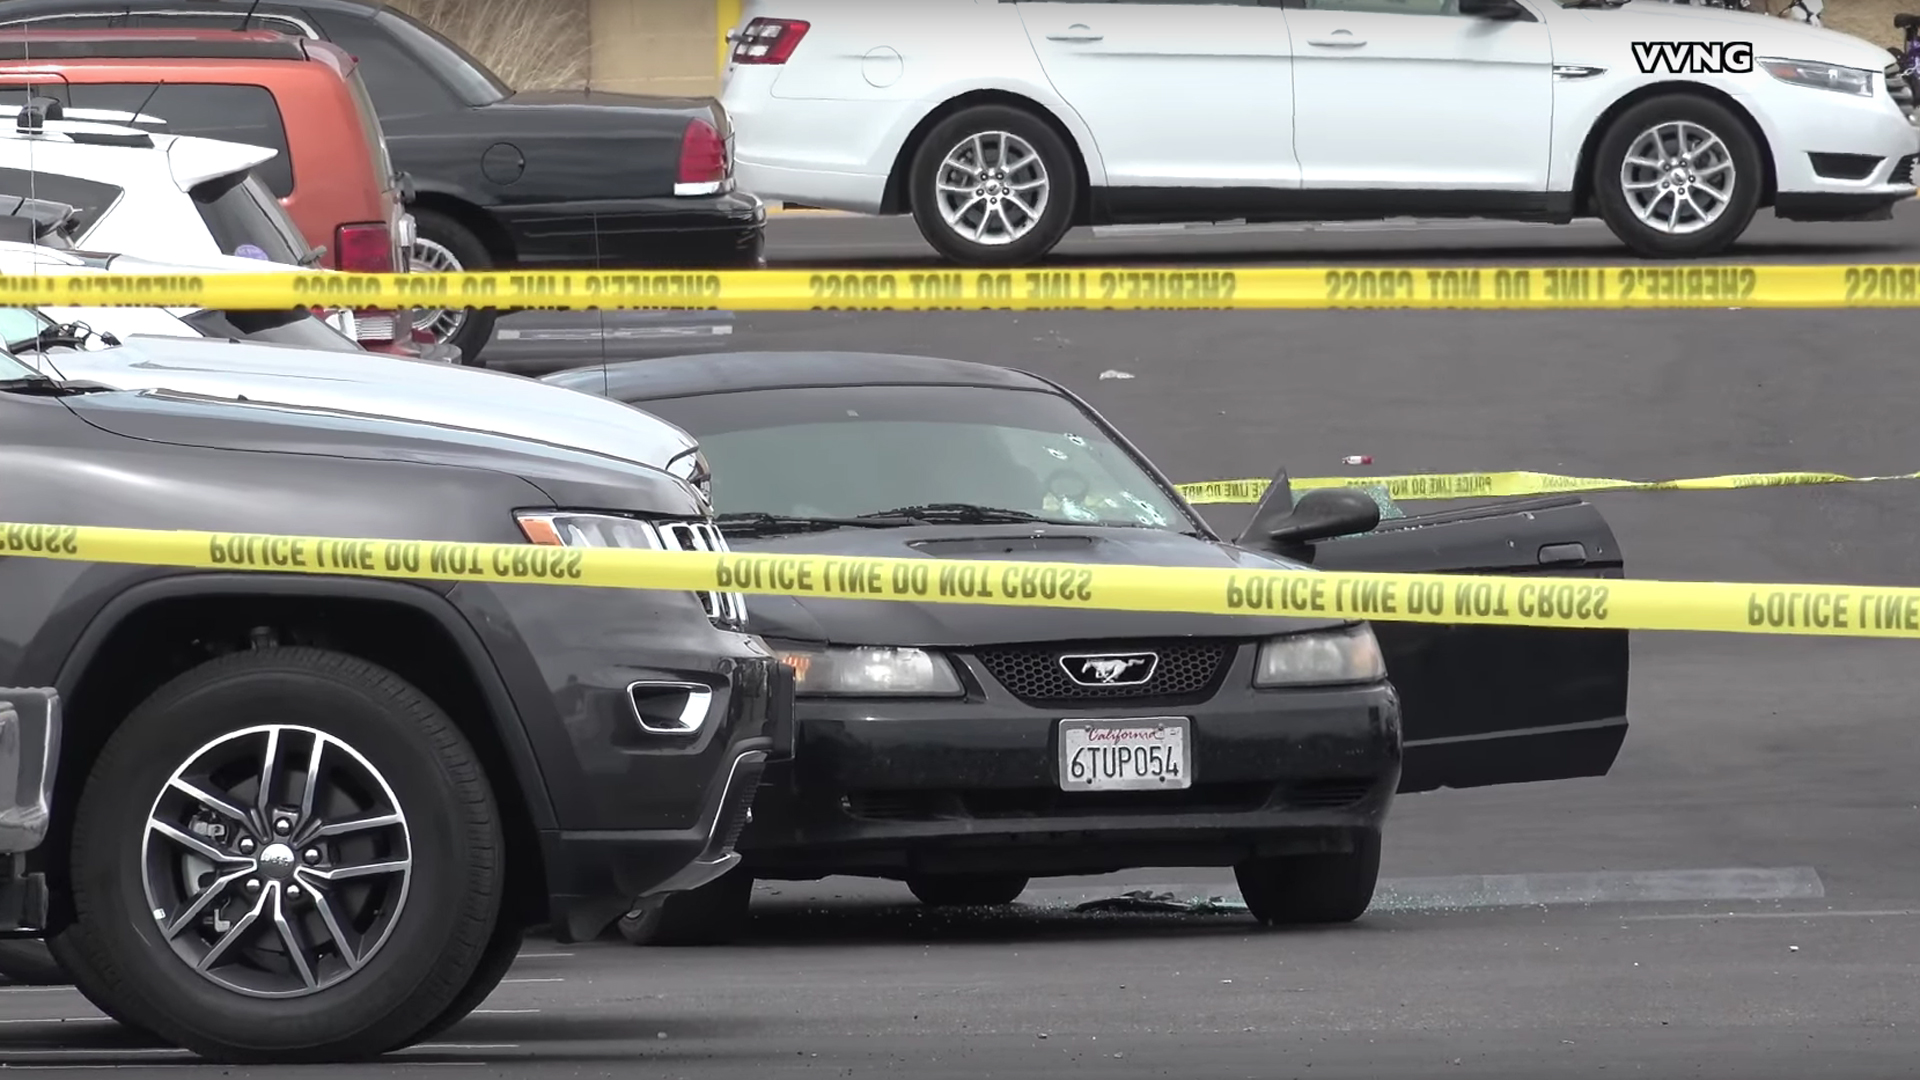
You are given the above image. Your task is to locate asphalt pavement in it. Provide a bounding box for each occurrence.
[7,209,1920,1076]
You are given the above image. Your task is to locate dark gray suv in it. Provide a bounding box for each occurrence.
[0,347,792,1061]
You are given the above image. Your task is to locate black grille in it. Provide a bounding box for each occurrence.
[1893,154,1918,186]
[701,757,766,860]
[1280,779,1378,809]
[974,640,1234,704]
[844,783,1276,821]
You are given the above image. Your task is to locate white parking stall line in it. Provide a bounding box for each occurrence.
[471,1008,541,1015]
[407,1043,521,1051]
[0,1017,108,1024]
[1023,866,1826,914]
[514,952,573,959]
[0,987,79,994]
[500,977,565,984]
[1626,908,1920,922]
[0,1049,190,1058]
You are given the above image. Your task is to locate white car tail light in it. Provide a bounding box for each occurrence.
[731,18,810,65]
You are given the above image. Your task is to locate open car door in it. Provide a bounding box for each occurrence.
[1242,472,1629,794]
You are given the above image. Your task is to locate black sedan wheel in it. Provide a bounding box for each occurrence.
[408,208,500,366]
[1235,832,1381,926]
[54,647,504,1062]
[906,874,1030,909]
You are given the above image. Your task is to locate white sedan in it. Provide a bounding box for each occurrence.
[723,0,1919,263]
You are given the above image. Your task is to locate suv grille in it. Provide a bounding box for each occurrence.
[1887,63,1916,122]
[974,640,1234,704]
[658,520,747,627]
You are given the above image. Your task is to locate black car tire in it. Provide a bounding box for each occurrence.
[0,940,67,985]
[908,105,1078,266]
[905,874,1030,909]
[1591,93,1762,259]
[409,208,499,366]
[56,647,504,1063]
[410,918,526,1043]
[616,868,753,946]
[1234,832,1381,926]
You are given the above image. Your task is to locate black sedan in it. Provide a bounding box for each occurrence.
[543,352,1631,943]
[0,0,768,359]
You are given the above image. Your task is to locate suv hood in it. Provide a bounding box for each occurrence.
[727,524,1349,647]
[1555,1,1894,71]
[62,387,709,518]
[34,335,701,472]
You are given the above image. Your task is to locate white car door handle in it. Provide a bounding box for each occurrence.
[1307,33,1366,47]
[1047,24,1103,42]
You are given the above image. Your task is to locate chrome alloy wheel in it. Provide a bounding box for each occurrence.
[934,130,1051,246]
[408,236,467,342]
[141,725,413,999]
[1619,120,1737,235]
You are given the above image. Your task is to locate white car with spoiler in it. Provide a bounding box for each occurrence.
[724,0,1918,264]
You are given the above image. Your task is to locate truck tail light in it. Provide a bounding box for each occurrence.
[333,222,404,346]
[676,119,731,197]
[731,18,809,65]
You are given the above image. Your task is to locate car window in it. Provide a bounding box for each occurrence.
[637,385,1193,531]
[183,308,361,352]
[126,11,317,36]
[0,307,53,350]
[371,9,510,106]
[190,170,309,264]
[343,70,394,186]
[0,166,123,235]
[0,83,299,198]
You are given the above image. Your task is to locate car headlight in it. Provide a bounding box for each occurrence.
[773,644,964,697]
[516,511,662,548]
[1760,58,1874,97]
[1253,625,1386,688]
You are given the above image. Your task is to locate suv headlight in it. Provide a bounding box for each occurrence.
[516,511,662,549]
[773,644,964,697]
[1760,58,1874,97]
[1253,625,1386,688]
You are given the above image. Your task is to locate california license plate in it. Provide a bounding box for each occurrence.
[1057,717,1192,792]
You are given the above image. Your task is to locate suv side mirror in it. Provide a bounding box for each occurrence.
[1264,487,1382,547]
[1459,0,1531,19]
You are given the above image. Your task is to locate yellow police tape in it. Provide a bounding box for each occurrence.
[1,520,1914,639]
[4,264,1920,310]
[1173,468,1920,505]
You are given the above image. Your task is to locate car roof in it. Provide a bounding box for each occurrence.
[587,351,1061,402]
[0,28,309,62]
[0,1,386,27]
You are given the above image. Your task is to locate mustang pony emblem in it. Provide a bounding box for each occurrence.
[1059,652,1159,687]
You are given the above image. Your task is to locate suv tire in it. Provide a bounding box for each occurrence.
[1234,831,1380,926]
[57,647,504,1062]
[909,105,1078,266]
[1592,94,1763,259]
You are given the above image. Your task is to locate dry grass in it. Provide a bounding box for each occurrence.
[386,0,591,91]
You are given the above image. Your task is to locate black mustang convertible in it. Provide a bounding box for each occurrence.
[543,352,1631,944]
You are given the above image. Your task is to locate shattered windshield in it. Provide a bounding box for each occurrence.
[638,384,1195,531]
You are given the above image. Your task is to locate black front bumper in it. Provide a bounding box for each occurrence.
[735,645,1402,880]
[499,190,767,270]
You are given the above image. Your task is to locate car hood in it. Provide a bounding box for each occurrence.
[1552,1,1894,71]
[60,387,710,518]
[35,336,702,472]
[726,524,1349,647]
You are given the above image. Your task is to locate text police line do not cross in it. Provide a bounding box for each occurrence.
[1632,40,1755,75]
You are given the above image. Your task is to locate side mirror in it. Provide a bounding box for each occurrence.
[1458,0,1530,19]
[1264,487,1382,548]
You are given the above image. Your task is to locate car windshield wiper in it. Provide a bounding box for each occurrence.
[6,322,120,354]
[860,503,1048,525]
[714,511,928,536]
[0,376,114,396]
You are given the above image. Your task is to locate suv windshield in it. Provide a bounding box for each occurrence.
[637,384,1193,531]
[189,170,310,264]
